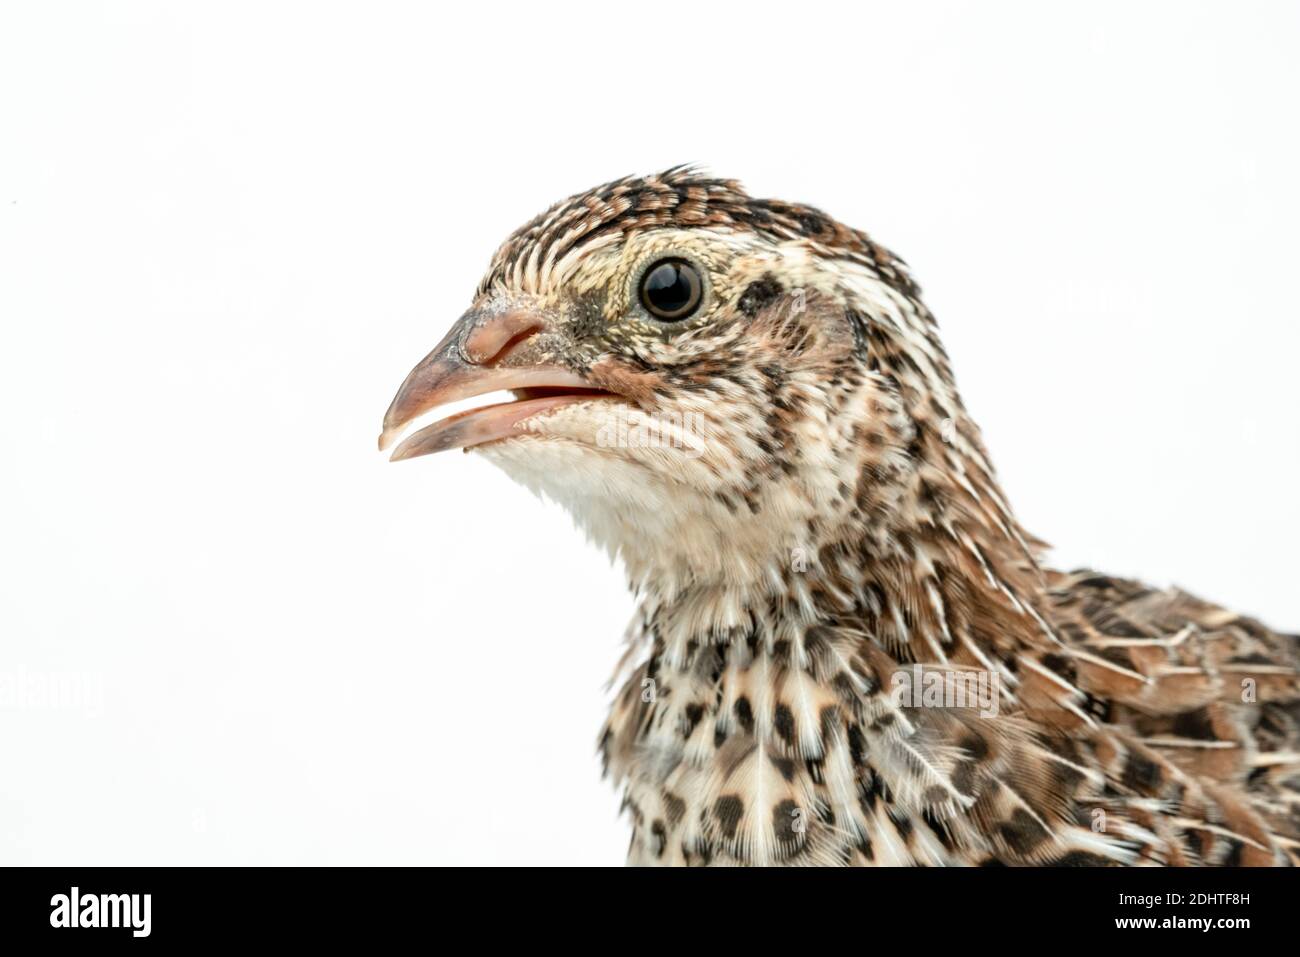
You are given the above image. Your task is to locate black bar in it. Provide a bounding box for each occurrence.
[0,865,1287,944]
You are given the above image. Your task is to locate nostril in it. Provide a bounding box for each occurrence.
[492,323,543,365]
[463,311,543,366]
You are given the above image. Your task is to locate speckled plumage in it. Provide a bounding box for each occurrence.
[384,168,1300,866]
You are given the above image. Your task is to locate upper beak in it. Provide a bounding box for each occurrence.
[378,307,609,461]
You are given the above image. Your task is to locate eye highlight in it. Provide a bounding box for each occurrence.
[639,258,703,322]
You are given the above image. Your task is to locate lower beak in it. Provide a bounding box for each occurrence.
[378,308,612,461]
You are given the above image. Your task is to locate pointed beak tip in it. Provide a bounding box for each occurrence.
[387,439,417,462]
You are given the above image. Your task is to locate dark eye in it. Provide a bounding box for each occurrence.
[639,258,703,321]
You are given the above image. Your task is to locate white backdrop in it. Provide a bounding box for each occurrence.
[1,1,1296,865]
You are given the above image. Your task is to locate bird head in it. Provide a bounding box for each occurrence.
[380,169,1021,600]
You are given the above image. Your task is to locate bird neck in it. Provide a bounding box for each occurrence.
[631,445,1053,674]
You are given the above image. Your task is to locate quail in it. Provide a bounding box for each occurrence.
[380,168,1300,866]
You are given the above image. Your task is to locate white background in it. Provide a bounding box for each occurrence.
[1,1,1296,865]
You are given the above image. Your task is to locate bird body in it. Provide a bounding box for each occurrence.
[382,169,1300,866]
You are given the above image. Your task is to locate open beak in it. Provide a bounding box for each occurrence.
[379,308,613,461]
